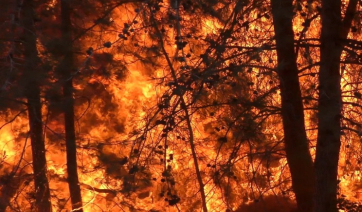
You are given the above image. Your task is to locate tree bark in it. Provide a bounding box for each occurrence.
[60,0,83,211]
[22,0,52,211]
[315,0,357,211]
[271,1,315,211]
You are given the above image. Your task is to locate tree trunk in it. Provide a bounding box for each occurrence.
[23,1,52,211]
[60,0,83,211]
[26,82,52,212]
[314,0,357,211]
[270,0,315,211]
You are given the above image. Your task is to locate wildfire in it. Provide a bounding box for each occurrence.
[0,0,362,212]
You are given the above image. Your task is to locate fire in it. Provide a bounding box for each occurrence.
[0,126,16,164]
[0,0,362,211]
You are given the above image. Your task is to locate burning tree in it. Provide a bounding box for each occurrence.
[0,0,362,212]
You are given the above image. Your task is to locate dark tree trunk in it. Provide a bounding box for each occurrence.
[59,0,83,211]
[315,0,357,211]
[315,1,342,211]
[26,83,52,212]
[271,0,315,211]
[22,0,52,211]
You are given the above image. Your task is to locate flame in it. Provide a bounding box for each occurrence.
[1,1,362,211]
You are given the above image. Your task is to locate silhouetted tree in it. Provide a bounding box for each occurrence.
[58,0,83,210]
[271,0,359,211]
[315,0,357,211]
[23,0,52,210]
[271,0,315,211]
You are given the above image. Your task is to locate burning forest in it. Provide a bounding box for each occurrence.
[1,0,362,211]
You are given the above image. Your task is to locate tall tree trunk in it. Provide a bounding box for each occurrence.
[315,0,357,211]
[22,1,52,211]
[60,0,83,211]
[270,0,315,211]
[26,83,52,212]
